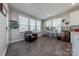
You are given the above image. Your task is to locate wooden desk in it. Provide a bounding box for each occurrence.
[60,31,70,42]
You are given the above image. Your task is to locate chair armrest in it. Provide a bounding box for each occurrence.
[32,33,37,36]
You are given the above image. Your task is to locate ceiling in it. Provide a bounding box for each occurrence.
[9,3,73,20]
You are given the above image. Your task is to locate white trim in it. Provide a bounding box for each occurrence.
[2,48,7,56]
[10,39,24,43]
[2,44,9,56]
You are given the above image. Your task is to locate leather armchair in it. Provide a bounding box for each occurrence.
[24,31,38,43]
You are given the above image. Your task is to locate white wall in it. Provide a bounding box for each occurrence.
[70,10,79,26]
[9,8,22,43]
[0,3,9,56]
[61,14,70,22]
[10,8,29,43]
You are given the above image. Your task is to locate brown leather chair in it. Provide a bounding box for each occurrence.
[60,31,70,43]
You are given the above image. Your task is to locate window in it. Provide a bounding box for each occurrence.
[19,26,28,32]
[30,19,41,32]
[44,18,62,33]
[53,18,61,27]
[45,20,51,27]
[52,18,62,33]
[44,20,52,31]
[30,19,36,32]
[19,16,29,32]
[19,15,41,33]
[36,20,41,32]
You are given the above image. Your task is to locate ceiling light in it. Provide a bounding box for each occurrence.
[47,14,50,16]
[72,3,76,5]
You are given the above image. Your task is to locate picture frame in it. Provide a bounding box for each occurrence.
[0,3,3,11]
[0,3,7,17]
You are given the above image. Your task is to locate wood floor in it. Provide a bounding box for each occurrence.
[6,36,72,56]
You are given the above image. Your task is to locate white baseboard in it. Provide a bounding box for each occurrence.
[2,48,7,56]
[10,39,24,43]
